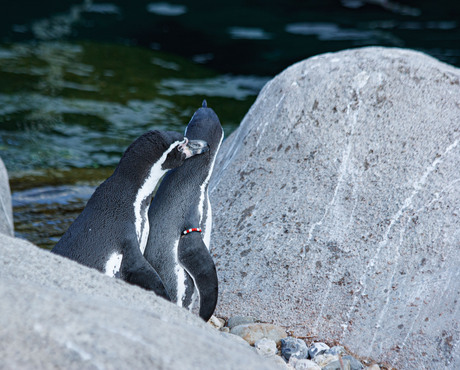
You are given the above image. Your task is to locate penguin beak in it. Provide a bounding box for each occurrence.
[179,138,209,158]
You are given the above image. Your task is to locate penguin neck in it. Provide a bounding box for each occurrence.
[133,161,168,253]
[111,161,153,197]
[197,134,224,226]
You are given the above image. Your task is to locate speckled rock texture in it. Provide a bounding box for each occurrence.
[209,47,460,369]
[0,234,278,369]
[0,157,13,237]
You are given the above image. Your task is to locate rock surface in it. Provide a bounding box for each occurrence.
[230,323,287,345]
[210,47,460,369]
[0,157,14,236]
[0,233,278,369]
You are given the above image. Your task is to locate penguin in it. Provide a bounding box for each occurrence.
[143,101,224,321]
[51,130,208,300]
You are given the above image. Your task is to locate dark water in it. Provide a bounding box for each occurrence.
[1,0,459,248]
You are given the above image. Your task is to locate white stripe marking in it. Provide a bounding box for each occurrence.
[133,140,183,254]
[104,252,123,277]
[198,132,224,229]
[203,197,212,249]
[173,238,187,306]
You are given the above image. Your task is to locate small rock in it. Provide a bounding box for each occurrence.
[288,357,321,370]
[325,346,346,356]
[281,337,308,360]
[255,338,277,357]
[313,353,338,367]
[219,326,230,333]
[230,323,287,345]
[226,315,257,329]
[365,365,380,370]
[342,355,364,370]
[308,342,330,358]
[322,359,351,370]
[219,332,250,347]
[322,355,364,370]
[208,315,225,329]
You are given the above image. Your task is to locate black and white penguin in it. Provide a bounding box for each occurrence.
[51,130,208,300]
[143,101,224,321]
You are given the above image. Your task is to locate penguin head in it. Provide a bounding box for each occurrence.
[162,136,209,170]
[184,100,224,158]
[118,130,208,175]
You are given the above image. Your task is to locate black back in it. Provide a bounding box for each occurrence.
[144,102,223,320]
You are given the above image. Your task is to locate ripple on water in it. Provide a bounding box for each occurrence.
[146,2,188,16]
[85,3,121,15]
[227,27,273,40]
[13,184,96,249]
[13,184,95,206]
[285,22,379,41]
[158,75,270,101]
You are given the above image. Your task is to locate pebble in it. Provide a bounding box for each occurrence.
[322,355,364,370]
[208,315,225,330]
[230,323,287,345]
[227,315,257,329]
[255,338,277,357]
[215,317,383,369]
[342,355,364,370]
[324,346,346,357]
[308,342,330,358]
[312,353,339,367]
[288,358,321,370]
[281,337,309,360]
[322,359,351,370]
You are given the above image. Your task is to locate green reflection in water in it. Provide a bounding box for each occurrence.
[0,40,268,175]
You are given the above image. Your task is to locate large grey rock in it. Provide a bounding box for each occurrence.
[0,234,278,369]
[209,47,460,369]
[0,157,14,236]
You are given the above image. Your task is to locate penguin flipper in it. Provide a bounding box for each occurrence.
[178,233,218,321]
[120,239,171,301]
